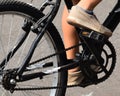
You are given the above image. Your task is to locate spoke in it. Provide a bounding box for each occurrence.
[4,15,14,67]
[1,89,9,96]
[7,15,14,55]
[0,15,6,56]
[16,32,31,66]
[22,91,31,96]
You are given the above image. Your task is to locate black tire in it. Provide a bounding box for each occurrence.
[0,0,67,96]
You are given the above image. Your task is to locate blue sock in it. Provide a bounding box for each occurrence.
[76,6,94,15]
[84,9,94,15]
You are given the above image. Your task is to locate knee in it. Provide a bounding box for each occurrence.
[93,0,102,4]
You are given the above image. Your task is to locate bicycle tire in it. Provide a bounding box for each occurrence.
[0,0,67,96]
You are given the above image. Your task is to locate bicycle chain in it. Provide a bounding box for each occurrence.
[14,84,80,91]
[14,76,96,91]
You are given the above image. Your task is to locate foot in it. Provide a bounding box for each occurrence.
[67,71,84,85]
[67,65,99,85]
[67,5,112,37]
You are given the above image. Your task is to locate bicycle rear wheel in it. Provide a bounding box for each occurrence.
[0,1,67,96]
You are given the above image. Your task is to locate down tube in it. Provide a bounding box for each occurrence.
[103,0,120,32]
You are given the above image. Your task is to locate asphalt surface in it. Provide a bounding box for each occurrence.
[2,0,120,96]
[54,0,120,96]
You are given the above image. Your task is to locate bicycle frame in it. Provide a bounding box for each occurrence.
[103,0,120,32]
[2,0,119,82]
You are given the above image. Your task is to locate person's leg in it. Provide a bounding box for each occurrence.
[77,0,102,11]
[62,6,80,73]
[63,0,108,69]
[62,0,109,85]
[62,0,85,85]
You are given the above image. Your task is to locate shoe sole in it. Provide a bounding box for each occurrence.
[67,16,112,37]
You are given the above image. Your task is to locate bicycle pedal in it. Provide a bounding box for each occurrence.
[79,64,99,87]
[90,31,106,41]
[79,78,97,88]
[82,31,106,42]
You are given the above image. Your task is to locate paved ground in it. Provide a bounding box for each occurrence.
[22,0,120,96]
[54,1,120,96]
[1,0,120,96]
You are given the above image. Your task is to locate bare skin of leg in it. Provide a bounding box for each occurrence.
[77,0,102,11]
[62,0,102,74]
[62,6,80,73]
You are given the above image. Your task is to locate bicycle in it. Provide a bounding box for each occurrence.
[0,0,119,96]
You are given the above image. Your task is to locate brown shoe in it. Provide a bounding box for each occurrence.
[67,65,99,85]
[67,71,84,85]
[67,5,112,37]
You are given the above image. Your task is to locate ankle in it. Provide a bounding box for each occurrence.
[77,0,102,11]
[76,5,94,15]
[68,66,80,74]
[68,70,81,75]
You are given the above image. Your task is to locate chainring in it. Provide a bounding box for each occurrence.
[82,40,116,84]
[96,40,116,83]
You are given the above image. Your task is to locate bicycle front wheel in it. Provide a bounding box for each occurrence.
[0,1,67,96]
